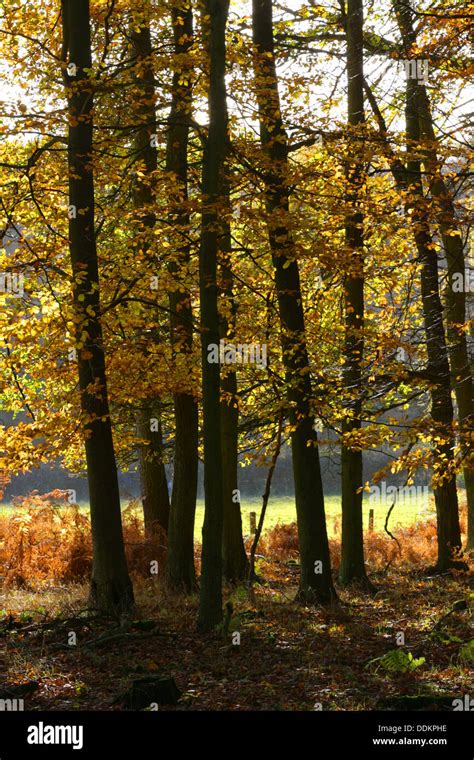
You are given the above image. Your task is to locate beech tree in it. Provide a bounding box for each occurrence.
[61,0,134,615]
[130,8,170,540]
[252,0,335,604]
[220,255,250,583]
[220,122,249,584]
[393,0,462,569]
[197,0,230,631]
[393,0,474,551]
[166,0,200,592]
[339,0,370,587]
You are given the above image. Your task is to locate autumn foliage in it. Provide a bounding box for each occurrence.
[1,491,467,587]
[0,494,167,587]
[0,0,472,719]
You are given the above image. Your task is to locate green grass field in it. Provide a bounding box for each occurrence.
[1,490,445,541]
[196,492,439,540]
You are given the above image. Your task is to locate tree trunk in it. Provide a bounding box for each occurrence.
[402,72,462,571]
[168,394,199,591]
[363,46,463,571]
[393,0,463,568]
[252,0,336,604]
[196,0,230,631]
[62,0,134,617]
[394,6,474,549]
[221,355,249,583]
[219,192,249,583]
[130,14,170,541]
[136,408,170,539]
[165,2,199,593]
[339,0,370,587]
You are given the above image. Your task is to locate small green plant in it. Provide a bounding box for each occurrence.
[215,602,237,639]
[366,649,425,674]
[429,630,462,644]
[459,640,474,665]
[231,586,248,604]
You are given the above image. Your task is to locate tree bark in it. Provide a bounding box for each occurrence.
[136,408,170,539]
[130,15,170,541]
[339,0,370,587]
[219,184,249,583]
[252,0,336,604]
[62,0,134,617]
[220,301,249,582]
[165,1,199,593]
[393,0,463,569]
[196,0,230,631]
[393,0,474,550]
[366,76,463,570]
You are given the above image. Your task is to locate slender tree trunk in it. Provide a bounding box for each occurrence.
[136,408,169,539]
[165,2,199,593]
[363,67,463,571]
[366,76,463,570]
[393,0,463,568]
[403,79,462,571]
[167,398,198,591]
[393,2,474,548]
[130,15,170,540]
[221,372,249,583]
[252,0,336,604]
[62,0,134,617]
[339,0,370,587]
[220,268,249,582]
[197,0,230,631]
[219,175,249,582]
[434,191,474,549]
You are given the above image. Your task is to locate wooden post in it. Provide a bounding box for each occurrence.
[0,470,9,502]
[368,509,374,533]
[250,511,257,534]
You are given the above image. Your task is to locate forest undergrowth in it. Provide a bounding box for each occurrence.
[0,493,472,711]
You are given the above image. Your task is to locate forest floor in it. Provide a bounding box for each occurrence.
[1,554,473,711]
